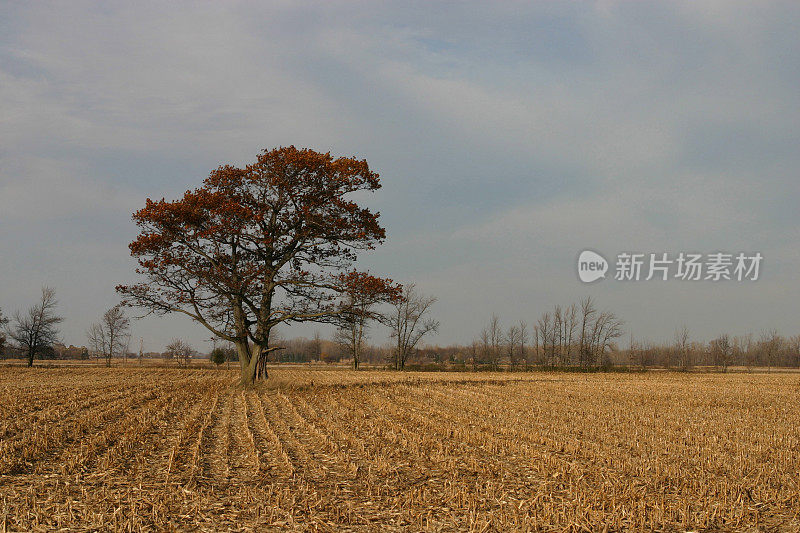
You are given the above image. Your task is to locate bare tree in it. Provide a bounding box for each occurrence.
[532,324,541,365]
[387,284,439,370]
[479,328,491,368]
[223,344,238,369]
[311,331,323,362]
[469,340,479,371]
[591,311,624,366]
[564,304,577,365]
[788,335,800,368]
[506,324,522,371]
[709,334,733,372]
[121,333,132,364]
[674,325,690,370]
[518,321,529,370]
[166,339,195,367]
[628,334,645,370]
[587,313,603,366]
[334,311,369,370]
[87,305,131,367]
[8,287,63,367]
[741,332,755,370]
[87,323,106,363]
[481,314,503,370]
[532,298,623,369]
[536,313,551,366]
[758,329,782,372]
[578,297,596,367]
[553,305,563,365]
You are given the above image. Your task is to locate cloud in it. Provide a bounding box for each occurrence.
[1,1,798,349]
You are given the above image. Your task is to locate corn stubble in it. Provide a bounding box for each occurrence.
[0,367,798,531]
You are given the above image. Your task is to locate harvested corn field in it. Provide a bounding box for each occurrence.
[1,367,799,531]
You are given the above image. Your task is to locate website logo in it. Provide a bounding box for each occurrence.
[577,250,609,283]
[577,250,762,283]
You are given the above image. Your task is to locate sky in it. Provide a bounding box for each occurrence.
[1,1,799,353]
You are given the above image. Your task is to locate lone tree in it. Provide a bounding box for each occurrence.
[387,284,439,370]
[8,287,63,367]
[166,339,194,367]
[87,305,131,367]
[117,146,398,385]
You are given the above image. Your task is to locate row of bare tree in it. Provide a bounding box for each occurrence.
[629,327,800,371]
[471,297,624,370]
[3,289,799,373]
[333,283,439,370]
[86,296,198,366]
[0,286,200,368]
[87,306,130,367]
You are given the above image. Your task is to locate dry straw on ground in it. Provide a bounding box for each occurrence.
[1,367,798,531]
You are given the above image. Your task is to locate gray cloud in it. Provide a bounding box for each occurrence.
[1,1,798,351]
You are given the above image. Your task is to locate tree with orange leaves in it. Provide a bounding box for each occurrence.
[117,146,399,385]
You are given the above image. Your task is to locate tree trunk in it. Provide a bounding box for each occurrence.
[237,342,256,387]
[255,348,269,380]
[238,342,276,386]
[27,348,34,367]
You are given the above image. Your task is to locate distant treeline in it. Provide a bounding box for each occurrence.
[3,292,799,372]
[273,296,799,371]
[274,332,800,372]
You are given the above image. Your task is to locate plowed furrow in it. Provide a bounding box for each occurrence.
[162,389,220,485]
[0,388,157,475]
[199,387,232,484]
[243,391,293,479]
[54,388,180,476]
[224,389,259,483]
